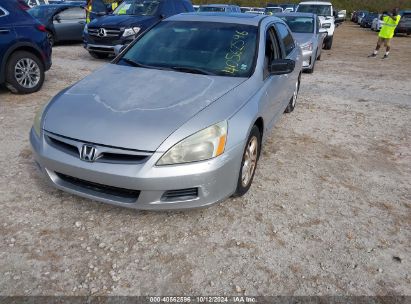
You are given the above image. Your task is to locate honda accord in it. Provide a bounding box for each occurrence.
[30,13,302,210]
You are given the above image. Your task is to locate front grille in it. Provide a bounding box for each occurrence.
[161,188,198,202]
[88,27,122,38]
[47,136,79,157]
[56,172,140,203]
[45,133,150,164]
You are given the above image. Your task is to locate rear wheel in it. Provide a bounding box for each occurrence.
[89,51,109,59]
[5,51,44,94]
[284,76,300,113]
[233,126,261,197]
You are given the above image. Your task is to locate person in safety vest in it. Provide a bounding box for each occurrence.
[86,0,92,23]
[369,8,401,59]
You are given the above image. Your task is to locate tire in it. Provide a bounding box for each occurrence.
[306,58,315,74]
[5,51,44,94]
[323,36,333,50]
[89,51,109,59]
[46,31,55,47]
[233,126,261,197]
[284,76,300,113]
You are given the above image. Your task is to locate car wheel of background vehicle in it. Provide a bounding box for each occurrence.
[47,31,55,47]
[307,56,315,74]
[233,126,261,197]
[284,76,300,113]
[5,51,44,94]
[324,36,333,50]
[89,51,109,59]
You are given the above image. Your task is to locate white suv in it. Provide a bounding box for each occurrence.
[297,1,335,49]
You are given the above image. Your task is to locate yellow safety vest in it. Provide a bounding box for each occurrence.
[379,15,401,39]
[86,4,92,23]
[112,2,118,11]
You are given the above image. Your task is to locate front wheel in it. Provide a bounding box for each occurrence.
[323,36,333,50]
[46,31,55,47]
[5,51,44,94]
[233,126,261,197]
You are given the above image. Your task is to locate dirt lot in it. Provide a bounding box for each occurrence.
[0,23,410,296]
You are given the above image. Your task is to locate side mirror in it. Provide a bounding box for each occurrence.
[53,15,61,22]
[269,59,295,75]
[114,44,126,56]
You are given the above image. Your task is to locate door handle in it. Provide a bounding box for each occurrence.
[78,21,86,25]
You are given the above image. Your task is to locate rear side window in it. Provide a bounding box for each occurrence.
[276,23,295,56]
[59,7,85,20]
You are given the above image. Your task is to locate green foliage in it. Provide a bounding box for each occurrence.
[192,0,411,12]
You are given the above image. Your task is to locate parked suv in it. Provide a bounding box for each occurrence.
[83,0,194,59]
[0,0,52,94]
[297,1,335,49]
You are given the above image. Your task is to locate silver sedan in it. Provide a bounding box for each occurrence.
[276,12,326,73]
[30,13,302,210]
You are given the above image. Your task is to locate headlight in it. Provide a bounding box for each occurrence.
[33,102,49,137]
[322,23,331,28]
[122,27,140,37]
[157,121,228,166]
[300,42,313,52]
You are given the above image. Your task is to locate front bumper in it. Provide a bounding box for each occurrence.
[83,33,134,55]
[302,50,313,69]
[30,129,243,210]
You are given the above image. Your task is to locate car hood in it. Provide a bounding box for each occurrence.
[89,14,156,28]
[43,64,245,151]
[293,33,314,46]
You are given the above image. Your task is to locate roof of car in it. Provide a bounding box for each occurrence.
[200,4,237,7]
[275,12,316,17]
[298,1,332,5]
[168,12,272,25]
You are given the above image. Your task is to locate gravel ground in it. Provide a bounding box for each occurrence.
[0,23,410,296]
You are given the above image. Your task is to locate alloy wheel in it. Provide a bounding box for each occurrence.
[241,136,258,187]
[14,58,41,89]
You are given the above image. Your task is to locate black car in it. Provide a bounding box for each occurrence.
[360,12,378,28]
[83,0,194,59]
[0,0,52,94]
[396,11,411,35]
[28,3,86,46]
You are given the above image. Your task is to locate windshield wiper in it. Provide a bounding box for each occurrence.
[120,58,154,68]
[170,66,216,76]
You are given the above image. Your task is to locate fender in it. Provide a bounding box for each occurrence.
[0,41,46,83]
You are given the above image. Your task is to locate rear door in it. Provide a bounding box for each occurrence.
[53,6,85,41]
[0,5,17,74]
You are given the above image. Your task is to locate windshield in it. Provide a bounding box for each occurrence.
[28,6,58,19]
[279,16,314,33]
[120,21,258,77]
[297,4,332,16]
[199,6,225,12]
[113,0,159,16]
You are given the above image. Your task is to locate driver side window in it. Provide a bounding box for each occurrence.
[264,26,281,79]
